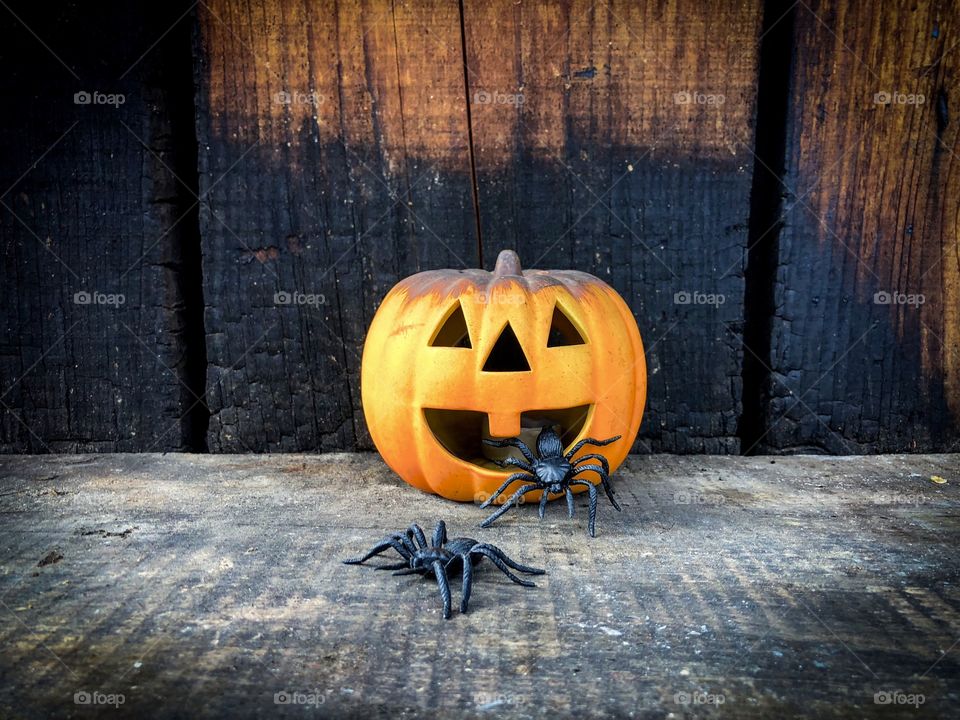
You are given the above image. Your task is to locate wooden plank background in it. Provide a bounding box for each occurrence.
[758,0,960,453]
[0,2,203,452]
[463,0,762,452]
[1,0,958,454]
[195,0,479,452]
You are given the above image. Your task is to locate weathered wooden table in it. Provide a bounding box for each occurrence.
[0,453,957,718]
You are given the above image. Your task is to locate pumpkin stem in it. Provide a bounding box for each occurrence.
[493,249,523,276]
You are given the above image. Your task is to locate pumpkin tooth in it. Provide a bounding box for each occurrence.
[487,412,522,439]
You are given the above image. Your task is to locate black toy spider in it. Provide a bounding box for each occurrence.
[480,426,622,537]
[343,520,544,619]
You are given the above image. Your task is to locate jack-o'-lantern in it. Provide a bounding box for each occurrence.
[360,250,646,502]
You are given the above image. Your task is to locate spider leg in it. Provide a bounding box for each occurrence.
[565,488,575,518]
[342,535,411,565]
[470,543,545,575]
[400,532,419,556]
[480,472,536,509]
[570,480,599,537]
[482,437,535,463]
[408,523,429,549]
[479,484,540,528]
[564,435,621,460]
[500,456,535,473]
[374,561,410,571]
[573,463,622,511]
[470,546,537,586]
[459,554,473,613]
[432,520,447,548]
[392,567,421,576]
[573,453,609,475]
[432,560,452,619]
[538,488,549,520]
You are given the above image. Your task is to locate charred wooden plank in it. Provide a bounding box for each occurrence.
[760,0,960,453]
[195,0,479,452]
[461,0,764,452]
[0,1,203,451]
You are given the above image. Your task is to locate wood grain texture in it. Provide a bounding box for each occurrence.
[195,0,479,452]
[0,2,202,452]
[0,452,958,717]
[462,0,764,453]
[3,0,959,456]
[760,0,960,453]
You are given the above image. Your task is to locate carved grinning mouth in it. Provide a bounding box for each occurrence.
[423,405,593,470]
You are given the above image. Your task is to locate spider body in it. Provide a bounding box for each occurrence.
[533,456,570,494]
[343,521,543,619]
[480,427,623,537]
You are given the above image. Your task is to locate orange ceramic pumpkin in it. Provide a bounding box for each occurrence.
[361,249,646,502]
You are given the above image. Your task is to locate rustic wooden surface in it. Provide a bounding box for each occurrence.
[759,0,960,453]
[0,453,958,718]
[0,1,204,452]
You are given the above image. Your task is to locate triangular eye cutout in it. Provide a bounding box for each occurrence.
[430,301,471,348]
[482,322,531,372]
[547,304,586,346]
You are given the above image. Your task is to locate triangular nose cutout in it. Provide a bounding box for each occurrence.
[482,322,531,372]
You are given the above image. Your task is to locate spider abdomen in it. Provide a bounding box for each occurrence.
[445,538,479,555]
[534,456,573,486]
